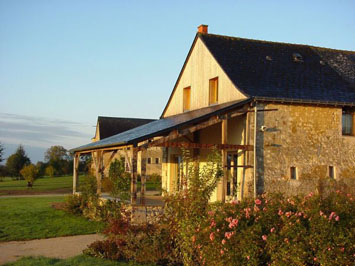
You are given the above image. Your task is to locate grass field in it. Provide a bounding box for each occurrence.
[5,255,149,266]
[0,176,74,195]
[0,196,104,241]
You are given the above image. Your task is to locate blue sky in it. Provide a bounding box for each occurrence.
[1,0,354,162]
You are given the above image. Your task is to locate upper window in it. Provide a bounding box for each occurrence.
[290,167,297,180]
[183,87,191,112]
[342,109,354,136]
[209,77,218,105]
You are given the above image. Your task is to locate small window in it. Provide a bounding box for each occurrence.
[342,110,354,136]
[183,87,191,111]
[209,77,218,105]
[329,166,335,179]
[147,158,151,164]
[155,158,160,164]
[290,167,297,180]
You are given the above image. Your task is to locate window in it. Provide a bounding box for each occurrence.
[342,110,354,136]
[329,166,335,179]
[209,77,218,105]
[183,87,191,111]
[290,167,297,180]
[155,158,160,164]
[147,158,151,164]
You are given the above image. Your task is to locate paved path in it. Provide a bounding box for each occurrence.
[0,234,104,265]
[0,194,69,199]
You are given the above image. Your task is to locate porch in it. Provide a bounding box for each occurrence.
[70,98,266,204]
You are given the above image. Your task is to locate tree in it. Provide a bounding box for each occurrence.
[103,158,130,199]
[45,165,55,178]
[20,164,39,187]
[0,142,4,163]
[44,146,71,176]
[5,145,31,178]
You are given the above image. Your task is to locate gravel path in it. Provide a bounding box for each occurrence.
[0,234,104,265]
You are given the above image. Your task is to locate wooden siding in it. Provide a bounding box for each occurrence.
[162,38,247,117]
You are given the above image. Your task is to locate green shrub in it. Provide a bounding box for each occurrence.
[102,158,130,200]
[64,194,83,215]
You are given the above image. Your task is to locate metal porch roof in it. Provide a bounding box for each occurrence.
[71,98,251,153]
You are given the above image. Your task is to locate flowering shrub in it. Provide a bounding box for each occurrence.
[189,191,354,266]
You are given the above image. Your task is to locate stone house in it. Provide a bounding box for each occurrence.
[71,25,355,203]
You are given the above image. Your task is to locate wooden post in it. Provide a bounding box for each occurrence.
[253,105,257,199]
[140,149,146,205]
[131,147,138,204]
[221,119,228,203]
[73,153,79,194]
[95,150,103,195]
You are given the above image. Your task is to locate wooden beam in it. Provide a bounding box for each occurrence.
[131,147,138,204]
[94,150,103,195]
[73,153,79,194]
[102,150,117,172]
[221,119,228,203]
[138,106,249,151]
[154,141,253,151]
[140,149,146,205]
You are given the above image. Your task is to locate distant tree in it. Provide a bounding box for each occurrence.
[36,161,48,177]
[6,145,31,178]
[0,142,4,163]
[44,146,70,176]
[45,165,55,178]
[20,164,39,187]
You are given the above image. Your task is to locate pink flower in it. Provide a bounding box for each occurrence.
[319,211,324,216]
[191,235,196,243]
[340,247,345,252]
[225,232,234,239]
[209,232,215,241]
[229,218,239,228]
[208,211,215,216]
[313,257,317,261]
[220,249,224,255]
[255,199,262,205]
[329,212,336,220]
[221,239,226,245]
[335,216,340,221]
[285,211,292,218]
[270,227,275,233]
[262,235,267,241]
[278,209,283,216]
[247,256,250,260]
[225,217,232,223]
[210,220,216,228]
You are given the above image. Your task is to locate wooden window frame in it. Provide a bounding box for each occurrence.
[342,109,355,136]
[329,166,335,179]
[290,166,297,180]
[155,158,160,164]
[209,77,218,105]
[147,157,151,164]
[183,86,191,112]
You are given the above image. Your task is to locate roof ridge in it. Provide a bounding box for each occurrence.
[199,33,355,53]
[98,116,156,120]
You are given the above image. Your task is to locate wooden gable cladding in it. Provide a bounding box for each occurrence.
[162,37,247,118]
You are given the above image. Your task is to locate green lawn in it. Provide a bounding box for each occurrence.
[0,196,104,241]
[0,175,74,195]
[5,255,149,266]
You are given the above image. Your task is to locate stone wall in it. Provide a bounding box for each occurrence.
[254,102,355,196]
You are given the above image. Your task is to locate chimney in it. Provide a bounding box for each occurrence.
[198,24,208,34]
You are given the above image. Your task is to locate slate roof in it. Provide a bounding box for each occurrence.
[96,116,156,140]
[71,98,251,152]
[199,33,355,105]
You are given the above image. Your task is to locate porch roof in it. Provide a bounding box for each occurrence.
[71,98,251,153]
